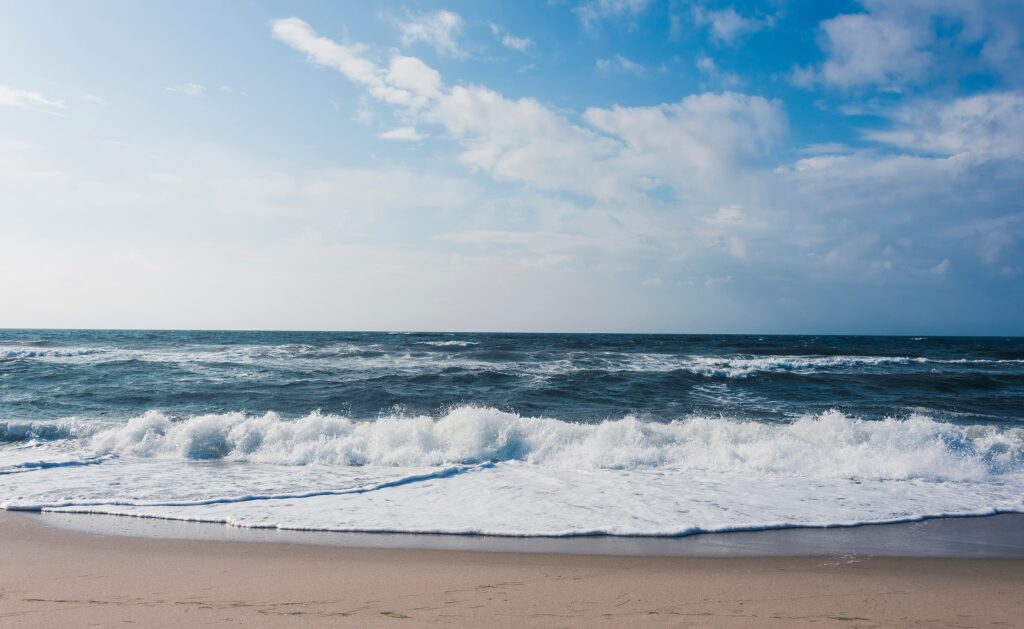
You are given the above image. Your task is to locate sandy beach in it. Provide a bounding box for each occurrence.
[1,513,1022,628]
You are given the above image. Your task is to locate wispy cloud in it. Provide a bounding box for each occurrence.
[0,84,66,114]
[166,83,206,96]
[378,126,426,141]
[695,55,742,87]
[489,24,533,53]
[596,54,645,75]
[575,0,652,31]
[272,17,441,110]
[502,33,532,52]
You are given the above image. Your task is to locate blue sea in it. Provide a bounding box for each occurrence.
[2,329,1023,536]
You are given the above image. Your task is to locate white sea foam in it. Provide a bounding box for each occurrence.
[0,347,103,360]
[416,340,478,347]
[4,407,1021,480]
[2,407,1023,536]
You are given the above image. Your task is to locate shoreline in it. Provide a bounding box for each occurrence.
[3,512,1023,627]
[18,510,1024,558]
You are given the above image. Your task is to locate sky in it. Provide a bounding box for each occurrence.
[1,0,1022,335]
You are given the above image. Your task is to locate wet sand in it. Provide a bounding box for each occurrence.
[2,513,1023,627]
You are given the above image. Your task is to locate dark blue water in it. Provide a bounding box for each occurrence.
[3,329,1022,426]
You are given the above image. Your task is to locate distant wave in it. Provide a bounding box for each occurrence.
[4,407,1021,482]
[416,340,478,347]
[1,347,103,360]
[5,343,1022,380]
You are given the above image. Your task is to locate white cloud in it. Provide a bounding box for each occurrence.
[489,23,532,52]
[275,19,786,204]
[430,87,785,202]
[575,0,652,31]
[0,84,66,113]
[81,93,107,105]
[801,0,1024,89]
[273,18,381,86]
[596,54,645,75]
[817,13,931,88]
[866,91,1024,160]
[273,18,440,110]
[428,85,621,197]
[167,83,206,97]
[502,33,532,52]
[384,55,442,106]
[396,10,464,57]
[583,92,787,192]
[268,14,1024,329]
[693,6,773,45]
[378,126,426,141]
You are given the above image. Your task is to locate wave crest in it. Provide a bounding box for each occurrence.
[6,407,1022,482]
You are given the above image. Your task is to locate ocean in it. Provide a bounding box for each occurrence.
[2,329,1022,536]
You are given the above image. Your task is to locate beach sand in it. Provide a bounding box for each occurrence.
[2,512,1023,628]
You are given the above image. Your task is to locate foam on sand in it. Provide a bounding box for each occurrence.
[2,407,1022,536]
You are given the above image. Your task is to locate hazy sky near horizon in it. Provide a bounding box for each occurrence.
[2,0,1023,334]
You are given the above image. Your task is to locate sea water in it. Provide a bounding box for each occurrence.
[2,330,1022,536]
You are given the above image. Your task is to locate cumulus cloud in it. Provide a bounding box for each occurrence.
[273,18,785,203]
[267,14,1024,332]
[817,13,932,88]
[428,85,622,197]
[395,10,464,57]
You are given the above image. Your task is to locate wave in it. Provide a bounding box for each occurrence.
[5,342,1021,380]
[628,354,920,378]
[416,340,477,347]
[5,407,1022,482]
[1,347,103,360]
[0,456,110,475]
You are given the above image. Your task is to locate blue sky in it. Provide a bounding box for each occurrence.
[1,0,1022,334]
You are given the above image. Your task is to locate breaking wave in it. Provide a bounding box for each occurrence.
[4,407,1022,482]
